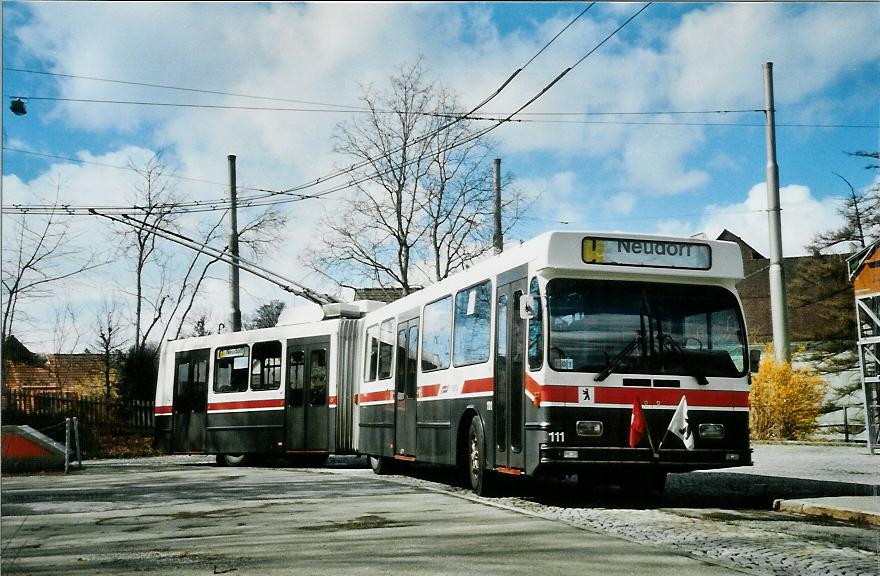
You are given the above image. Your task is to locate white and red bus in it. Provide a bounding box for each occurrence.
[155,231,755,493]
[153,310,367,465]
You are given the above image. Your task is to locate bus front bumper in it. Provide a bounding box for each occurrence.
[538,445,752,473]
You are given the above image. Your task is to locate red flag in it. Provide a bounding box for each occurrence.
[629,396,648,448]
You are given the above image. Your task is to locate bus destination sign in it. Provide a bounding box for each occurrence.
[582,236,711,270]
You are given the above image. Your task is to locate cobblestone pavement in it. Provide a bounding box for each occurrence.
[356,469,880,576]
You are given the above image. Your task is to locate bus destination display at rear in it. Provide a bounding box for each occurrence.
[582,236,711,270]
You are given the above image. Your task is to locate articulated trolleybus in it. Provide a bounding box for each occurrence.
[155,231,753,494]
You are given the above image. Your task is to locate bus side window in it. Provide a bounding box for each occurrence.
[422,296,452,372]
[251,340,282,391]
[453,280,491,367]
[214,346,249,393]
[378,319,394,379]
[364,325,379,382]
[528,277,544,370]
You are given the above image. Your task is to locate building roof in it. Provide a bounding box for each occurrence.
[717,229,766,260]
[3,353,115,397]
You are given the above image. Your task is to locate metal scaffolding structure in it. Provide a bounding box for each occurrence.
[848,242,880,455]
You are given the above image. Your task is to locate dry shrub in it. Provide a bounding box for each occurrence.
[750,344,827,440]
[89,435,160,459]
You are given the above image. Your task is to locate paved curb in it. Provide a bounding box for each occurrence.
[773,497,880,527]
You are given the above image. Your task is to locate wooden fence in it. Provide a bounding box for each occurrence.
[2,389,154,438]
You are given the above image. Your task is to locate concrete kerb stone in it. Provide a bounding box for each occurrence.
[773,497,880,527]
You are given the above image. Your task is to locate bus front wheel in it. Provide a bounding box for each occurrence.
[369,456,395,475]
[467,417,493,496]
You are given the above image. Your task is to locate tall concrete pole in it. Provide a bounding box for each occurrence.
[228,154,242,332]
[763,62,790,361]
[493,158,503,254]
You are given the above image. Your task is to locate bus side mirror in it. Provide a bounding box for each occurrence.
[749,349,762,373]
[519,295,536,320]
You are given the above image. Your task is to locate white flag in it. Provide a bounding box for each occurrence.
[667,396,695,450]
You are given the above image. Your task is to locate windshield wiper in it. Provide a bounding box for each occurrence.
[594,333,643,382]
[657,332,709,385]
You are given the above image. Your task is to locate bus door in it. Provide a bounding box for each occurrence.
[172,349,209,453]
[495,279,526,471]
[395,318,419,457]
[285,337,330,451]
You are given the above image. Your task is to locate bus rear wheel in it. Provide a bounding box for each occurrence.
[216,454,248,467]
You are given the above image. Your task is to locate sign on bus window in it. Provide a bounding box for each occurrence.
[582,236,711,270]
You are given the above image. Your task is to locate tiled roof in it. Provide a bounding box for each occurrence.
[3,354,116,397]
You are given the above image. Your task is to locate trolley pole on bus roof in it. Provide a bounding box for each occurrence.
[493,158,503,254]
[228,154,242,332]
[763,62,790,362]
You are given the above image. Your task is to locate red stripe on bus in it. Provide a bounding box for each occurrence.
[154,406,172,415]
[462,378,493,394]
[539,385,579,404]
[525,374,542,406]
[594,388,750,408]
[357,389,393,404]
[207,399,285,411]
[419,384,441,398]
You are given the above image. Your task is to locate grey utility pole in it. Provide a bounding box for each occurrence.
[763,62,790,362]
[228,154,242,332]
[493,158,503,254]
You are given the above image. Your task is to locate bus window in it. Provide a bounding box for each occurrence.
[422,296,452,372]
[310,349,327,407]
[364,325,379,382]
[251,340,282,391]
[546,279,746,378]
[527,277,544,370]
[214,345,249,393]
[177,362,190,399]
[378,320,394,379]
[453,280,491,367]
[194,359,208,385]
[288,350,305,407]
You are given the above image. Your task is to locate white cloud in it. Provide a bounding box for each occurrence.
[516,170,577,226]
[667,3,880,109]
[5,3,874,348]
[698,183,845,257]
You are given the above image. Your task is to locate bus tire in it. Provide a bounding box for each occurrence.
[369,456,394,475]
[468,416,493,496]
[218,454,248,467]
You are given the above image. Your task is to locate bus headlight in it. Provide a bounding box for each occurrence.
[576,421,603,437]
[699,423,724,439]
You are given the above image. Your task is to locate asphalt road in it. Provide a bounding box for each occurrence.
[0,457,744,576]
[1,450,877,576]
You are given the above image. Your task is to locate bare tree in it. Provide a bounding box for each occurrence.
[304,61,524,295]
[117,152,181,353]
[118,152,289,340]
[94,299,127,399]
[2,198,103,344]
[187,312,214,338]
[167,205,288,340]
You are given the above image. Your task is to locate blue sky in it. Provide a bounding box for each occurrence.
[2,2,878,351]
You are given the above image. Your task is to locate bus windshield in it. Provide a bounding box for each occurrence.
[547,279,746,378]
